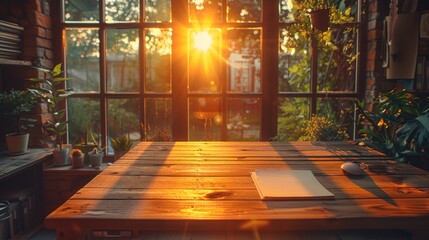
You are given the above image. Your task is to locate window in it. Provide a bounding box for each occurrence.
[59,0,363,151]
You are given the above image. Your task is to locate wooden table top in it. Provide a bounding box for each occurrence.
[44,141,429,239]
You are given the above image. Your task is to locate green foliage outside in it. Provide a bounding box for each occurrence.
[298,115,349,141]
[68,98,100,145]
[277,0,358,141]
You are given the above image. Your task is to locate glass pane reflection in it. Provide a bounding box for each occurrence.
[145,98,172,141]
[277,97,310,141]
[189,0,222,22]
[227,98,260,141]
[145,28,172,93]
[145,0,171,22]
[107,98,140,154]
[64,0,99,22]
[68,98,101,146]
[65,28,100,93]
[189,98,222,141]
[317,27,357,93]
[106,29,139,93]
[227,0,261,22]
[227,28,261,93]
[188,29,221,93]
[316,98,355,139]
[105,0,140,23]
[278,28,310,93]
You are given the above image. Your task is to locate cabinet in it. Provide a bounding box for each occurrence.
[43,164,106,215]
[0,148,52,239]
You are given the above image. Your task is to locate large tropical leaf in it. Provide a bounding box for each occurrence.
[396,110,429,154]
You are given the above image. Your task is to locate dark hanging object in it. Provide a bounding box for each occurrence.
[309,8,330,32]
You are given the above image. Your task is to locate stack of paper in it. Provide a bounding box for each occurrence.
[251,170,334,200]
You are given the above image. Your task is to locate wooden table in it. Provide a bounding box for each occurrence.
[44,141,429,240]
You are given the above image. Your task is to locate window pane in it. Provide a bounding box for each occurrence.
[68,98,101,146]
[145,28,172,93]
[279,0,294,23]
[317,27,358,92]
[280,0,359,23]
[227,98,260,141]
[227,0,261,22]
[145,0,171,22]
[335,0,359,22]
[279,28,310,92]
[227,28,261,93]
[277,97,310,141]
[189,0,223,22]
[188,29,221,93]
[107,98,140,154]
[316,98,355,139]
[145,98,172,141]
[65,28,100,93]
[106,29,139,93]
[189,97,222,141]
[105,0,140,23]
[64,0,99,22]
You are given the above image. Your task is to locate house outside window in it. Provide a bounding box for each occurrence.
[59,0,363,152]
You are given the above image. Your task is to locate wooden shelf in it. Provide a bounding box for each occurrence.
[0,58,31,66]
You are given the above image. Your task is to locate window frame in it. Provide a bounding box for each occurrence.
[53,0,366,148]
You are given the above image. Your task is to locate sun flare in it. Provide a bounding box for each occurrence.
[193,31,212,51]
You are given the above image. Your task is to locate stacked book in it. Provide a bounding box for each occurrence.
[0,20,23,61]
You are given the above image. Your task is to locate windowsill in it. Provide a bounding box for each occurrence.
[43,162,109,175]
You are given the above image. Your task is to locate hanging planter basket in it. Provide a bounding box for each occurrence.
[309,8,330,32]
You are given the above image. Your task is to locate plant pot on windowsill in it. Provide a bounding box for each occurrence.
[75,143,99,164]
[88,147,104,168]
[53,147,70,166]
[111,134,133,162]
[89,152,103,167]
[309,8,330,32]
[70,148,84,168]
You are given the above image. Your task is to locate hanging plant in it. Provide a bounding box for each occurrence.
[304,0,331,32]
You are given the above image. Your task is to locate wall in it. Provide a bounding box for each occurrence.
[0,0,55,148]
[365,0,391,111]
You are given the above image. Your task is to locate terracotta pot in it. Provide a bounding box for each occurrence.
[71,155,84,168]
[309,8,330,32]
[6,133,29,155]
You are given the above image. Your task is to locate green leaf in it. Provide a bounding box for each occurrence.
[27,78,53,87]
[52,63,62,77]
[416,114,429,133]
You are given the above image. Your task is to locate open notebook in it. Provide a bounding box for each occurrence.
[251,170,334,200]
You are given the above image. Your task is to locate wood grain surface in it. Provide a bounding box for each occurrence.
[44,141,429,240]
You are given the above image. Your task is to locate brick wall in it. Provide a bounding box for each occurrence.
[365,0,390,111]
[0,0,54,147]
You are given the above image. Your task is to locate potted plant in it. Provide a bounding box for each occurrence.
[0,90,37,154]
[75,128,99,163]
[356,89,429,170]
[70,148,84,168]
[88,146,104,168]
[28,63,72,165]
[111,134,133,161]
